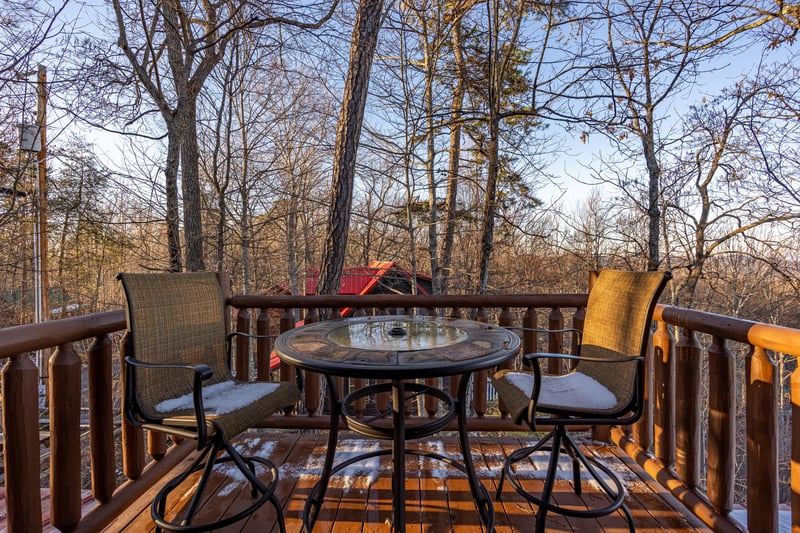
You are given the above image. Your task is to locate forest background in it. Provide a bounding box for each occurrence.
[2,0,800,502]
[1,0,800,328]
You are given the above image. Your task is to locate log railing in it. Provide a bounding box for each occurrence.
[0,286,796,532]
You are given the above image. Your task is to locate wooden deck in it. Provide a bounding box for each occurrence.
[99,429,710,532]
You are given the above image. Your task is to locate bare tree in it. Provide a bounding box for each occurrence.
[110,0,338,271]
[577,0,798,272]
[318,0,386,297]
[663,67,800,307]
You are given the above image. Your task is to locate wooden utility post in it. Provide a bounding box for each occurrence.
[36,64,49,332]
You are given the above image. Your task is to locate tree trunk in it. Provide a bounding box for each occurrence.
[440,18,465,295]
[164,124,183,272]
[642,124,661,272]
[424,41,439,295]
[477,117,500,294]
[179,97,206,272]
[317,0,385,296]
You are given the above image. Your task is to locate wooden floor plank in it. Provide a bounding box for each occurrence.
[67,429,711,532]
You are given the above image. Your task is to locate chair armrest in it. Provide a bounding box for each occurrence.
[225,331,278,369]
[226,331,277,343]
[505,325,582,336]
[523,353,643,365]
[125,356,213,379]
[124,356,214,443]
[505,326,583,354]
[521,352,644,425]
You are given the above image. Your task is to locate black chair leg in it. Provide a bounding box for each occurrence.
[271,493,287,533]
[535,426,564,530]
[150,435,283,532]
[499,426,635,532]
[497,430,555,500]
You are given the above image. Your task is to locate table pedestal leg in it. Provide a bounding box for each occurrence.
[457,372,495,531]
[391,379,406,532]
[304,374,341,533]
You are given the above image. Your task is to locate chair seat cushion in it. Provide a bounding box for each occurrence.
[152,380,300,440]
[493,369,617,424]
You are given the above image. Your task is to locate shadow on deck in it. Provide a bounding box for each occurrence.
[87,429,712,532]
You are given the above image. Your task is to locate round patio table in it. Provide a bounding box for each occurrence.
[274,314,520,532]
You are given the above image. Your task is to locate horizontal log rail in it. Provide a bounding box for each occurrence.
[0,286,796,532]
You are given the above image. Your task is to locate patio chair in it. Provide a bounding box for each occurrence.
[492,269,671,531]
[118,271,300,533]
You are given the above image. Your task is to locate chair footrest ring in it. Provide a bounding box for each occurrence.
[504,442,627,520]
[152,453,279,532]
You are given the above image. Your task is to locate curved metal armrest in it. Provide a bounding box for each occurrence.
[124,356,214,443]
[505,325,582,336]
[522,352,644,424]
[125,356,213,379]
[523,352,642,365]
[505,326,583,351]
[226,331,277,343]
[225,331,277,368]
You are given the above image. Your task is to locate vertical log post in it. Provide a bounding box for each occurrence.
[675,328,701,488]
[632,328,654,450]
[571,306,585,356]
[148,431,167,461]
[88,334,116,502]
[1,354,43,532]
[120,333,144,480]
[279,308,297,412]
[473,308,489,418]
[302,308,321,416]
[49,342,82,530]
[653,320,674,466]
[236,308,251,381]
[746,346,778,533]
[256,309,271,382]
[520,306,536,362]
[547,307,563,375]
[707,335,735,515]
[791,366,800,531]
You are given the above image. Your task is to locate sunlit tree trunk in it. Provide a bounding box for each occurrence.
[440,18,465,295]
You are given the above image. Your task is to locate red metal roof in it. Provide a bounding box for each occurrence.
[303,260,431,296]
[269,261,432,370]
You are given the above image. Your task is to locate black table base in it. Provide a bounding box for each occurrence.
[302,373,495,532]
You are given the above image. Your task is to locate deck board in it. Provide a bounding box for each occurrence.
[87,428,710,532]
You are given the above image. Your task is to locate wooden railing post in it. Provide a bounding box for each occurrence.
[707,335,735,515]
[547,307,563,375]
[653,320,674,466]
[675,328,701,488]
[521,306,536,359]
[571,306,585,355]
[88,334,116,503]
[792,366,800,531]
[746,345,778,533]
[632,330,654,450]
[300,309,320,416]
[1,353,43,533]
[120,332,144,480]
[256,309,271,382]
[236,307,251,381]
[49,342,82,530]
[473,308,489,417]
